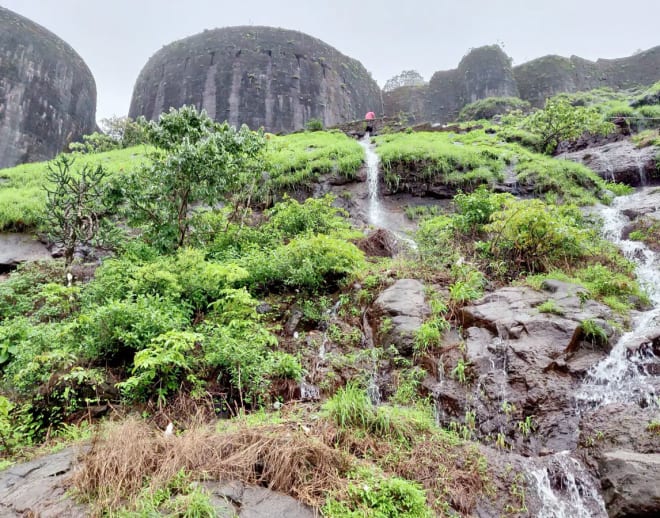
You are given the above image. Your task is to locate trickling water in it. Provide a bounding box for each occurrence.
[635,156,649,187]
[359,133,385,227]
[577,189,660,409]
[529,453,607,518]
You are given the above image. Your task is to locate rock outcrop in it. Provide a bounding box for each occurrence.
[0,6,97,169]
[129,26,381,133]
[426,280,620,455]
[384,45,660,124]
[0,233,52,272]
[560,140,659,186]
[374,279,430,355]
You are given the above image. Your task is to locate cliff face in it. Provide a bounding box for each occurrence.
[0,6,97,169]
[385,45,660,123]
[129,26,382,133]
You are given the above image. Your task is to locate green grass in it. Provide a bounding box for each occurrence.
[264,130,364,190]
[0,146,150,231]
[374,130,607,204]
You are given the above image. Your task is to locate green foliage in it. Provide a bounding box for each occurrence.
[416,215,457,268]
[537,300,564,316]
[77,295,190,362]
[323,385,434,443]
[449,264,485,304]
[244,234,364,291]
[580,319,609,345]
[44,155,114,267]
[519,97,615,153]
[264,194,352,238]
[458,96,531,122]
[118,331,203,404]
[485,199,591,273]
[453,186,513,234]
[0,146,148,232]
[69,116,149,154]
[124,105,266,250]
[324,469,432,518]
[305,118,324,131]
[0,396,19,455]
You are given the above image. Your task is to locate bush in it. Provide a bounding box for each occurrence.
[265,195,351,238]
[485,199,591,273]
[324,469,432,518]
[78,295,190,363]
[458,96,531,122]
[244,235,364,291]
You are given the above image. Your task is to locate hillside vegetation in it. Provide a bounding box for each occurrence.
[0,88,657,516]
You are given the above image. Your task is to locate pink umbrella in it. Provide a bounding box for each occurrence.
[365,111,376,120]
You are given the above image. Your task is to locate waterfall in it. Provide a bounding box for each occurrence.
[529,453,607,518]
[359,133,385,227]
[576,189,660,409]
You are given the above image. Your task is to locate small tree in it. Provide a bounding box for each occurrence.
[124,106,266,251]
[521,97,614,154]
[44,155,110,269]
[383,70,426,92]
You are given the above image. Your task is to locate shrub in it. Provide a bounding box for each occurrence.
[485,199,591,273]
[117,331,203,404]
[305,118,324,131]
[265,194,351,238]
[324,469,432,518]
[245,235,364,291]
[78,295,190,363]
[458,96,531,122]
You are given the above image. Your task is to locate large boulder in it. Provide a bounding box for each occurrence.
[0,6,97,169]
[0,446,87,517]
[578,403,660,517]
[374,279,430,355]
[560,140,659,186]
[129,26,381,133]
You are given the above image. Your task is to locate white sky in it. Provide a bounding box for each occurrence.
[2,0,658,122]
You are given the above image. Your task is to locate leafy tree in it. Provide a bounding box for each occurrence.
[383,70,426,92]
[124,106,266,250]
[520,97,614,154]
[69,116,148,154]
[44,155,112,269]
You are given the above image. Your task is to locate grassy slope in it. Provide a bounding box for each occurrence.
[0,146,151,231]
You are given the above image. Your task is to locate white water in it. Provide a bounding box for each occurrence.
[577,190,660,408]
[359,133,385,227]
[529,453,607,518]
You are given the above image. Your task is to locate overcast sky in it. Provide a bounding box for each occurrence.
[2,0,658,121]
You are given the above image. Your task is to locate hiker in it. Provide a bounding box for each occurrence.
[365,111,376,134]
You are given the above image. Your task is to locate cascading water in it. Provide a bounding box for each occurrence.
[359,133,385,227]
[528,453,607,518]
[576,188,660,408]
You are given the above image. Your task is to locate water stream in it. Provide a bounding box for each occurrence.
[359,133,385,227]
[576,189,660,408]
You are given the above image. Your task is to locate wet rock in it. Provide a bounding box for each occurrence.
[285,307,304,336]
[374,279,430,355]
[0,233,52,272]
[429,282,620,454]
[0,446,87,517]
[560,140,659,186]
[201,480,315,518]
[600,451,660,517]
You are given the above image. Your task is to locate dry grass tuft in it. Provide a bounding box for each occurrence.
[72,418,350,511]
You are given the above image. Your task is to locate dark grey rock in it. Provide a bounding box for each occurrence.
[0,6,97,169]
[0,233,52,270]
[0,446,87,517]
[129,26,381,133]
[374,279,430,355]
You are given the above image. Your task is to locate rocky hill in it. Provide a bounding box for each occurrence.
[129,26,382,133]
[384,45,660,124]
[0,6,97,169]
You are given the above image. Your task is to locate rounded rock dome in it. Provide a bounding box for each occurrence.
[129,26,382,132]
